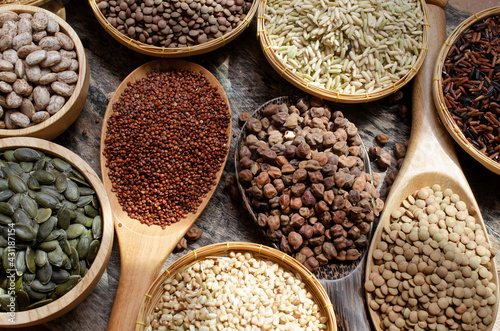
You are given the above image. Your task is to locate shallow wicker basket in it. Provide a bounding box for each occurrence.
[257,0,429,103]
[89,0,258,57]
[136,242,337,330]
[0,5,89,140]
[0,0,49,6]
[432,7,500,175]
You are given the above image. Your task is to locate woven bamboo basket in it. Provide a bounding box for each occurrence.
[0,5,89,140]
[432,7,500,175]
[257,0,429,104]
[136,242,337,330]
[89,0,258,58]
[0,0,49,6]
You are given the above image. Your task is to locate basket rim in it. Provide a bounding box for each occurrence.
[135,242,337,331]
[0,4,88,138]
[257,0,430,104]
[89,0,259,58]
[432,6,500,175]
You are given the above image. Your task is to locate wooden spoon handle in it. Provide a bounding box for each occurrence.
[107,229,177,331]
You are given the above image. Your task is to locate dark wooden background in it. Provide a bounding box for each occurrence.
[2,1,499,330]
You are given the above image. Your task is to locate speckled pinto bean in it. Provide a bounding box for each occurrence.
[103,69,230,228]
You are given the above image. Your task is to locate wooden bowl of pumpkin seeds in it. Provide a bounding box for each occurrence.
[0,137,113,327]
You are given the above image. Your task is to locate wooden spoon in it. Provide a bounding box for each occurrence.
[366,1,499,330]
[100,59,231,331]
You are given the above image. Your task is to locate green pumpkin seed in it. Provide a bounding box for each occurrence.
[79,187,95,196]
[15,224,36,242]
[45,167,61,179]
[74,211,87,226]
[61,253,70,270]
[68,239,78,249]
[55,173,68,193]
[52,159,72,172]
[57,206,71,230]
[34,250,47,267]
[7,162,24,175]
[84,205,98,218]
[51,268,70,283]
[36,260,52,284]
[76,234,89,259]
[69,175,90,187]
[16,250,26,276]
[70,169,85,181]
[61,200,77,210]
[37,240,59,252]
[35,208,52,224]
[33,158,45,171]
[59,238,70,255]
[2,167,16,179]
[0,190,14,202]
[92,216,102,240]
[44,229,64,242]
[37,216,57,242]
[17,289,30,311]
[13,209,32,226]
[23,272,35,284]
[3,150,16,162]
[30,279,56,293]
[21,195,38,218]
[55,275,80,296]
[0,294,13,311]
[0,179,8,191]
[34,192,60,209]
[79,260,87,277]
[3,247,15,271]
[40,187,63,201]
[76,195,92,208]
[14,148,42,162]
[64,180,80,202]
[24,284,46,301]
[32,170,55,185]
[8,193,21,210]
[0,277,7,290]
[69,246,79,269]
[0,202,14,216]
[0,214,12,225]
[25,298,53,310]
[20,162,34,173]
[25,246,35,274]
[86,240,100,265]
[47,245,63,267]
[27,175,40,190]
[66,224,86,239]
[15,275,22,292]
[20,171,30,183]
[8,175,27,193]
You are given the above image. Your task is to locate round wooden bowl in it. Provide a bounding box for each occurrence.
[432,7,500,175]
[136,242,337,331]
[0,5,89,140]
[0,137,114,327]
[89,0,258,58]
[257,0,429,103]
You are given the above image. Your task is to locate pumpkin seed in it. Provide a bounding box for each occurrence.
[84,205,98,218]
[21,195,38,218]
[14,148,42,162]
[69,246,79,269]
[13,208,31,225]
[23,272,35,284]
[37,240,59,252]
[2,167,16,179]
[82,216,94,228]
[40,186,64,201]
[55,173,68,193]
[0,190,14,202]
[70,169,85,181]
[34,250,47,267]
[59,238,71,256]
[25,246,35,274]
[24,284,46,301]
[87,240,100,265]
[3,150,16,162]
[35,208,52,224]
[37,216,57,242]
[0,179,8,191]
[55,275,80,296]
[91,196,99,209]
[77,234,90,259]
[92,216,102,240]
[0,214,12,225]
[61,200,77,210]
[30,279,56,293]
[51,268,70,283]
[79,187,95,196]
[79,260,87,277]
[7,162,24,175]
[69,175,90,187]
[52,158,72,172]
[57,206,71,230]
[20,162,34,173]
[68,239,79,249]
[33,158,46,171]
[64,180,80,202]
[16,289,30,311]
[44,229,65,242]
[66,224,86,239]
[36,260,52,285]
[34,192,60,209]
[15,224,37,242]
[32,170,55,185]
[8,175,27,193]
[8,193,21,210]
[16,250,26,276]
[26,298,53,310]
[61,253,71,270]
[27,175,41,190]
[76,195,92,208]
[47,245,63,267]
[0,202,14,216]
[0,294,13,311]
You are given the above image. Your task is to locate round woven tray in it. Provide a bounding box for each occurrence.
[257,0,429,103]
[89,0,258,57]
[432,6,500,175]
[136,242,337,330]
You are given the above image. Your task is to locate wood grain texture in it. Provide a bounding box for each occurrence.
[0,5,88,140]
[23,1,499,330]
[0,138,113,328]
[100,60,232,331]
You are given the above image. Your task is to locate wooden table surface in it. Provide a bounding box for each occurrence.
[2,1,499,331]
